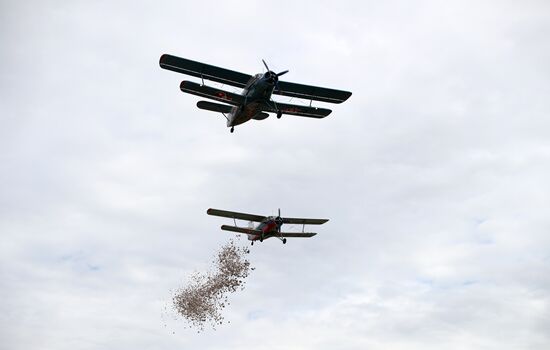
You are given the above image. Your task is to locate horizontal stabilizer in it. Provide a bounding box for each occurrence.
[160,54,251,88]
[197,100,233,114]
[180,81,244,106]
[252,112,269,120]
[263,101,332,119]
[221,225,261,235]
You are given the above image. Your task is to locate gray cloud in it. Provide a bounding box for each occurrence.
[1,0,550,349]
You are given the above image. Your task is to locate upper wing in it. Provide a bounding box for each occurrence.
[282,217,329,225]
[275,81,352,104]
[262,101,332,119]
[160,54,252,88]
[207,208,266,222]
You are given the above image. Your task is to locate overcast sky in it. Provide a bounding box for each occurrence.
[1,1,550,349]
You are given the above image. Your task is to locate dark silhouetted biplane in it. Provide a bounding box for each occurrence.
[160,54,352,132]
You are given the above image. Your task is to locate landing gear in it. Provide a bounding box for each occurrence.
[282,238,287,244]
[251,241,254,246]
[230,126,234,133]
[277,111,282,119]
[260,237,263,242]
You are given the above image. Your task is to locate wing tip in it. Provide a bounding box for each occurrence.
[335,91,352,104]
[344,91,352,99]
[159,53,170,67]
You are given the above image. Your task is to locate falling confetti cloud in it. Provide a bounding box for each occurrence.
[172,237,252,331]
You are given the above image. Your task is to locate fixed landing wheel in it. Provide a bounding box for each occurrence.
[230,126,234,133]
[260,237,263,242]
[251,241,254,246]
[277,111,282,119]
[282,238,287,244]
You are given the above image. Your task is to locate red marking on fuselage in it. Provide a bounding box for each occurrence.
[249,221,277,241]
[283,107,300,113]
[263,221,277,233]
[216,91,232,101]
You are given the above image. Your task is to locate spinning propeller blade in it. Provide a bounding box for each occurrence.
[261,59,288,92]
[277,70,289,76]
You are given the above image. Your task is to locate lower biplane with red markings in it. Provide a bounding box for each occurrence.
[207,208,328,245]
[160,54,352,133]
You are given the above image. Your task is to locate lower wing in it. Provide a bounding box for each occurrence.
[221,225,262,235]
[180,81,244,106]
[279,232,317,238]
[220,225,317,238]
[262,101,332,119]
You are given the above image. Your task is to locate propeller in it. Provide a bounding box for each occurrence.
[262,59,269,72]
[275,208,284,232]
[262,59,288,91]
[262,60,288,117]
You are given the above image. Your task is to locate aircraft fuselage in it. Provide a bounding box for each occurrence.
[249,216,282,241]
[227,73,276,127]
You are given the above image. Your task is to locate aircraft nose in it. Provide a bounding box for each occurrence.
[264,72,277,85]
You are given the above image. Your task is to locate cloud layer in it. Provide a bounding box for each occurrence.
[1,1,549,349]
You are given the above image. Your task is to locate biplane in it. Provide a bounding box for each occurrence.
[207,208,328,245]
[159,54,352,132]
